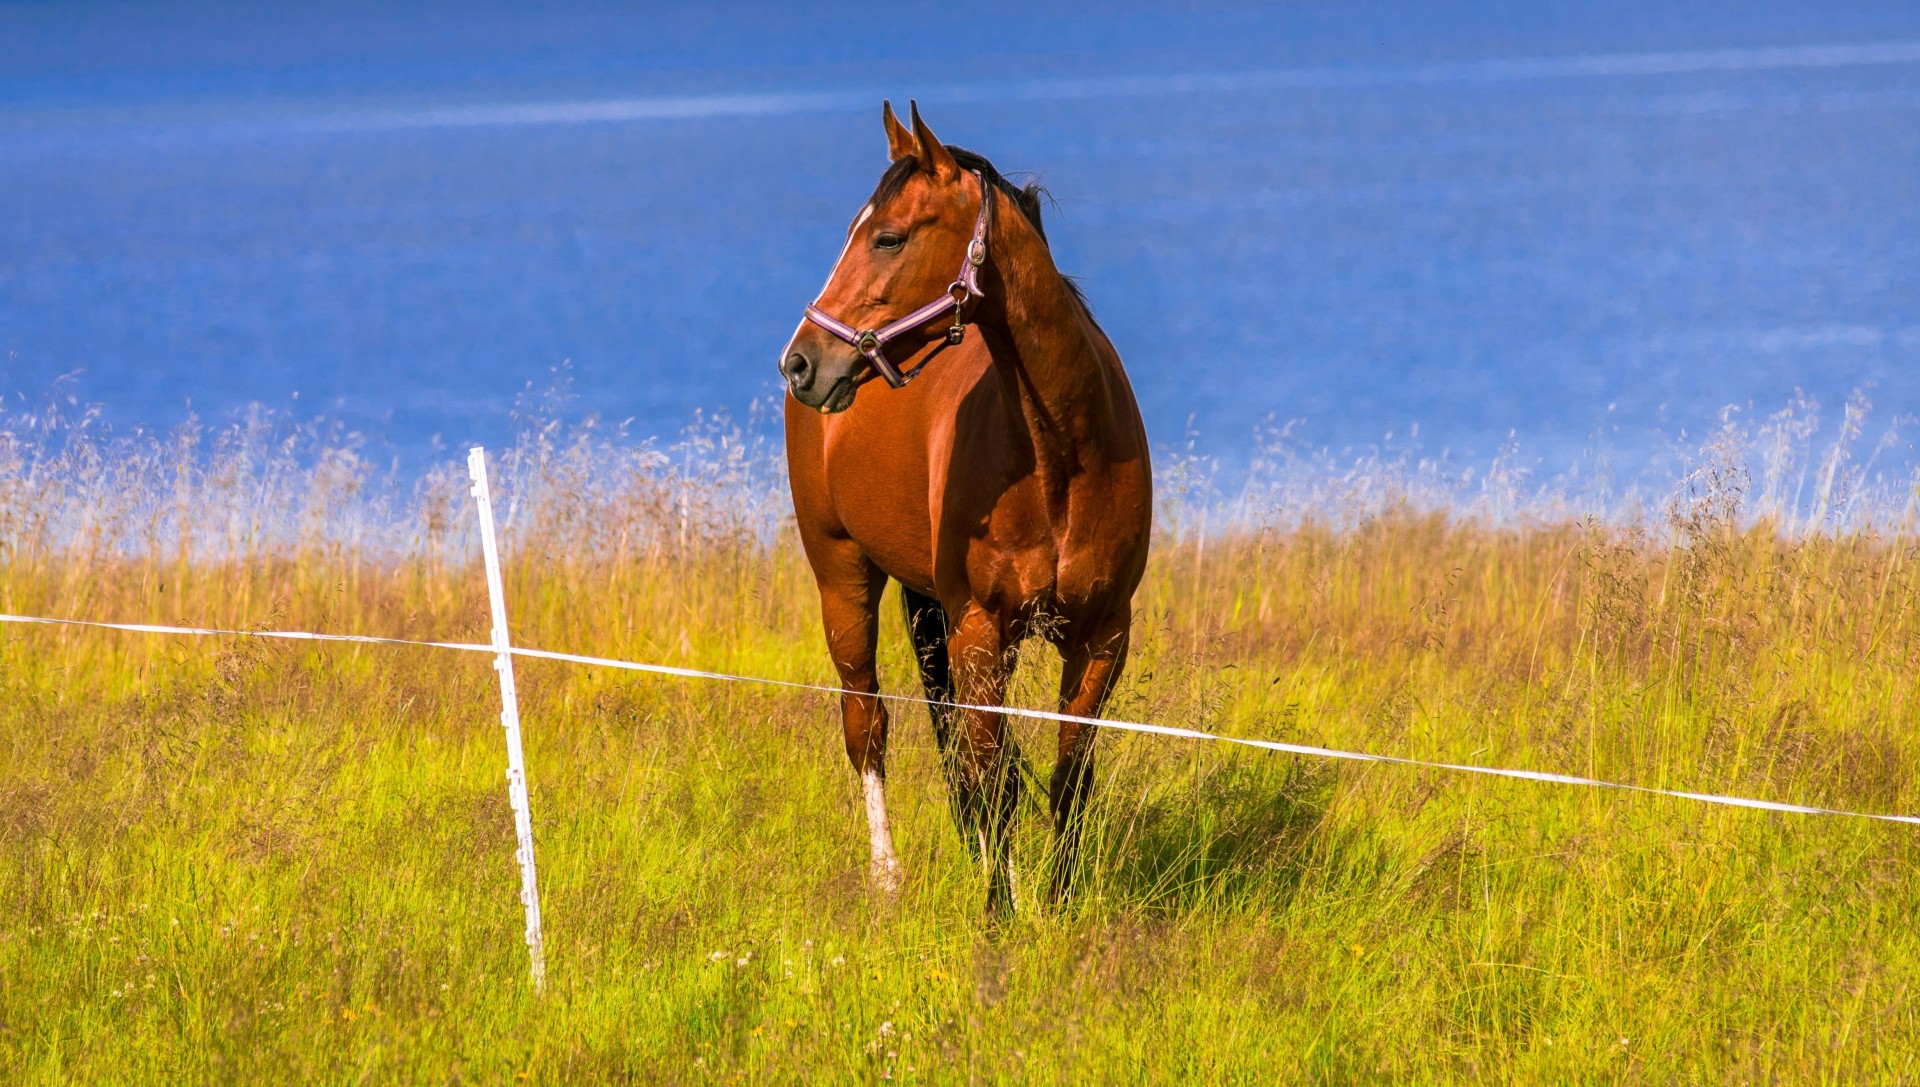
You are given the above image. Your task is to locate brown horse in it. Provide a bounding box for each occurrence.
[780,102,1151,914]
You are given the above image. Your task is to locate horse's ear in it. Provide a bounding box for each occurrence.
[908,100,960,183]
[882,100,915,162]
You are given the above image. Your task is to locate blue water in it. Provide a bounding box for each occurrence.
[4,1,1918,479]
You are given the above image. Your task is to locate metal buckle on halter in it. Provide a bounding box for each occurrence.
[854,330,909,387]
[968,238,987,267]
[945,283,970,345]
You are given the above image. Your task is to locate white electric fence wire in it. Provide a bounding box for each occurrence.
[466,446,546,995]
[2,614,1917,829]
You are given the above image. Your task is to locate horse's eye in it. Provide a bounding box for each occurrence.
[874,232,905,251]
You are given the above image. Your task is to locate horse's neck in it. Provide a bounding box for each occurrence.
[981,223,1121,472]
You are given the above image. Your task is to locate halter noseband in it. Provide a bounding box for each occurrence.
[802,169,994,389]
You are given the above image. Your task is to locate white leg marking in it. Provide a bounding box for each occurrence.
[864,767,902,895]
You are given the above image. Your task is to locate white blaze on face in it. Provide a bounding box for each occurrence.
[863,766,901,890]
[818,202,876,303]
[782,201,875,363]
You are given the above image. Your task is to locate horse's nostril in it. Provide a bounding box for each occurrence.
[783,352,813,388]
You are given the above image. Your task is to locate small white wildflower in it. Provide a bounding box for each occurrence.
[709,951,728,962]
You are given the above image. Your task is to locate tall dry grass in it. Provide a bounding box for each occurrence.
[2,387,1918,1082]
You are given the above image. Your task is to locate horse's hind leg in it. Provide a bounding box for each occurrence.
[948,602,1021,917]
[901,586,971,851]
[1050,614,1130,904]
[814,550,901,895]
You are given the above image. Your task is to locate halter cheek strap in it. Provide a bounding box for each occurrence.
[802,170,994,389]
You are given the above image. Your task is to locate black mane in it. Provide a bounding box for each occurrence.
[867,145,1090,310]
[868,145,1054,243]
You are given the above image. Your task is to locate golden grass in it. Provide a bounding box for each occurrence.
[3,403,1920,1083]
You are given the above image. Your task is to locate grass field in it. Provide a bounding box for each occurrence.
[3,407,1920,1083]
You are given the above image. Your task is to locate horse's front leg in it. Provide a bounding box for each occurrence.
[814,549,901,895]
[948,601,1020,917]
[1050,612,1130,904]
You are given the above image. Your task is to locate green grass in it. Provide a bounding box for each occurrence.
[4,463,1920,1082]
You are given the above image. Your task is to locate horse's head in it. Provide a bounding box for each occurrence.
[781,102,990,413]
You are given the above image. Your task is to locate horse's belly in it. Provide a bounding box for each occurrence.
[939,474,1060,612]
[981,463,1150,633]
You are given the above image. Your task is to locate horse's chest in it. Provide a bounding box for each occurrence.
[825,454,937,584]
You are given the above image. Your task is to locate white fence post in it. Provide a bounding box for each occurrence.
[467,446,548,994]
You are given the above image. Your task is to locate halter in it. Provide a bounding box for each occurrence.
[802,169,994,389]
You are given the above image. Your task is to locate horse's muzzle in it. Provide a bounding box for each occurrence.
[783,345,861,413]
[782,351,815,391]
